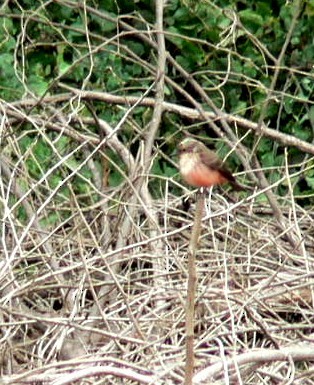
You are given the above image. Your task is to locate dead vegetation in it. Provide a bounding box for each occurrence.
[1,96,314,384]
[1,0,314,383]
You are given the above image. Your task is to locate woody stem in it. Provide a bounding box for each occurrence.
[184,191,205,385]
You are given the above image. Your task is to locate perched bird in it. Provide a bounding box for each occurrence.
[178,137,244,190]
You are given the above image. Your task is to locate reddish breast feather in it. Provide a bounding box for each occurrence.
[184,164,227,187]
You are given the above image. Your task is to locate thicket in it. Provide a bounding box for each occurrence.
[0,0,314,384]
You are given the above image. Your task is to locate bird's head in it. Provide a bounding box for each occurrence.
[178,138,202,156]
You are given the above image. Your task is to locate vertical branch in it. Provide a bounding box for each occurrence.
[144,0,166,161]
[137,0,167,303]
[185,192,205,385]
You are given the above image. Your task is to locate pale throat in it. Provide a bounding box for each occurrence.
[179,153,199,175]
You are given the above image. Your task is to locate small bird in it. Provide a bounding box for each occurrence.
[178,137,244,190]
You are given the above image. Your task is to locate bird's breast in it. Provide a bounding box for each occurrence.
[179,153,227,187]
[179,153,199,175]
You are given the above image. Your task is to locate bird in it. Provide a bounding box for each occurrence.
[178,137,244,190]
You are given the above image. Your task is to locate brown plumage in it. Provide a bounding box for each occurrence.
[178,138,244,190]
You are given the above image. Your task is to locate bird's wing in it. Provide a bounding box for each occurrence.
[199,151,236,183]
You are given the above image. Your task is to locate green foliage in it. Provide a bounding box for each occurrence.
[0,16,22,98]
[0,0,313,206]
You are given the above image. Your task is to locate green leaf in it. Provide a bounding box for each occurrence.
[28,74,49,96]
[49,174,63,189]
[305,176,314,190]
[56,46,72,76]
[54,136,71,154]
[166,26,184,49]
[0,15,14,38]
[40,212,60,228]
[239,9,264,33]
[233,100,248,116]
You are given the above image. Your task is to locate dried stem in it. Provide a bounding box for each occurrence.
[185,192,205,385]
